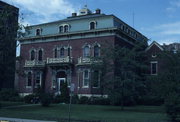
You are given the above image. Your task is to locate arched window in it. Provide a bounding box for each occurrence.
[27,72,32,86]
[38,49,43,61]
[36,28,41,36]
[54,48,57,58]
[94,45,100,57]
[64,25,69,32]
[90,21,96,30]
[83,46,90,57]
[60,48,64,57]
[59,26,63,33]
[30,50,35,60]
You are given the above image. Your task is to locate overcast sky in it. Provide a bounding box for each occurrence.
[2,0,180,45]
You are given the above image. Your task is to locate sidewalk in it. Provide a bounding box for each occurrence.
[0,117,56,122]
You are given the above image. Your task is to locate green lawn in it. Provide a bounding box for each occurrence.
[0,101,25,107]
[0,103,168,122]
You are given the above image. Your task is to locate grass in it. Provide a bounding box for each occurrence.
[0,101,25,107]
[0,103,168,122]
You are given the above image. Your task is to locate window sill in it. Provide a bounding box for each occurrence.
[82,86,89,88]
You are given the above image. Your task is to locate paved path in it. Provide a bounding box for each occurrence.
[0,117,56,122]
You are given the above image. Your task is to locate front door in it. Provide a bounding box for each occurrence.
[57,78,66,94]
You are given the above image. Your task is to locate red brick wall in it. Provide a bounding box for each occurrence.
[19,36,116,95]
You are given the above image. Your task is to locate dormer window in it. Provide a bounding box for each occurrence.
[64,25,69,32]
[59,24,69,33]
[59,26,63,33]
[36,28,41,36]
[90,21,96,30]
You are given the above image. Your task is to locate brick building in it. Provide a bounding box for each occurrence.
[0,1,19,89]
[17,6,148,96]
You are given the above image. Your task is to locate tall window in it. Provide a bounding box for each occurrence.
[94,45,100,57]
[54,48,57,58]
[35,72,41,86]
[64,25,69,32]
[60,48,64,57]
[68,47,71,56]
[93,70,100,88]
[30,50,35,60]
[27,72,32,86]
[59,26,63,33]
[90,22,96,30]
[38,49,43,61]
[83,46,90,57]
[151,61,158,75]
[36,29,41,36]
[83,70,89,87]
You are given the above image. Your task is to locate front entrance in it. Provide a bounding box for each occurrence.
[56,71,67,95]
[57,78,66,94]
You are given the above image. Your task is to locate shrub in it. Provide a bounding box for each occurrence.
[24,94,35,104]
[79,96,89,104]
[0,89,21,102]
[165,93,180,122]
[88,97,110,105]
[40,93,52,107]
[71,94,79,104]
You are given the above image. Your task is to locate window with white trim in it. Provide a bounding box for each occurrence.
[35,72,41,87]
[64,25,69,32]
[60,47,64,57]
[94,45,100,57]
[83,70,89,87]
[151,61,158,75]
[59,26,63,33]
[83,45,90,57]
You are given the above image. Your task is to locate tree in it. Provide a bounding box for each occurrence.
[154,51,180,121]
[0,2,19,90]
[101,41,148,109]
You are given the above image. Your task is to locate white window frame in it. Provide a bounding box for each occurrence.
[93,44,101,57]
[35,72,42,88]
[59,24,70,33]
[83,69,90,88]
[151,61,158,75]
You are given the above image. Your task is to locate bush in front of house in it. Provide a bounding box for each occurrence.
[40,93,52,107]
[24,94,35,104]
[78,96,89,104]
[165,93,180,122]
[88,97,110,105]
[0,89,21,102]
[71,94,79,104]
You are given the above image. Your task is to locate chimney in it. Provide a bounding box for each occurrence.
[72,13,77,17]
[95,9,101,14]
